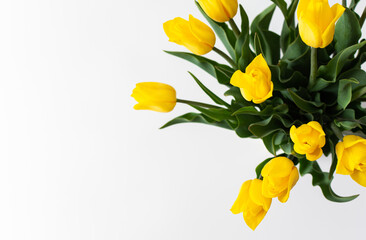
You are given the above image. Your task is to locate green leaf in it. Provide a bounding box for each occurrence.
[287,89,323,113]
[256,30,281,65]
[235,114,261,138]
[195,1,236,60]
[254,33,264,56]
[338,79,359,109]
[160,113,232,129]
[255,157,272,179]
[239,5,249,36]
[314,41,366,91]
[299,159,359,203]
[188,72,230,107]
[249,115,294,138]
[328,139,337,180]
[190,105,232,122]
[165,51,234,85]
[251,4,276,34]
[349,0,360,10]
[270,0,287,20]
[232,105,273,116]
[334,9,362,53]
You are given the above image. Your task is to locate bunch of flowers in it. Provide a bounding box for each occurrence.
[132,0,366,230]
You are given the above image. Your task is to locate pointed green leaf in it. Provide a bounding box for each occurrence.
[188,72,230,107]
[288,89,323,113]
[338,79,359,109]
[165,51,234,85]
[334,9,362,53]
[299,159,359,203]
[160,112,232,129]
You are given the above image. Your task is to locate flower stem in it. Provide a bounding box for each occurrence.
[176,99,221,109]
[213,47,237,69]
[229,19,241,37]
[287,0,299,27]
[360,7,366,28]
[331,122,344,140]
[342,0,347,7]
[308,47,318,89]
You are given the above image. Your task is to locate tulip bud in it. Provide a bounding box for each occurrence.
[297,0,345,48]
[131,82,176,113]
[163,15,216,55]
[230,54,273,104]
[336,135,366,187]
[290,121,326,161]
[261,157,299,203]
[231,179,272,230]
[197,0,238,23]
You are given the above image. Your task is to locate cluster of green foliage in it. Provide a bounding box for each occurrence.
[162,0,365,202]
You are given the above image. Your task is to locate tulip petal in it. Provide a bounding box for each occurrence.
[245,54,271,81]
[335,141,351,175]
[298,14,322,48]
[249,179,265,207]
[306,147,323,161]
[243,208,267,231]
[321,4,345,48]
[198,0,230,22]
[189,15,216,48]
[221,0,238,20]
[262,157,294,178]
[231,180,251,214]
[278,167,299,203]
[351,171,366,187]
[253,81,273,104]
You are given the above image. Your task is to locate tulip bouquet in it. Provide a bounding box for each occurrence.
[132,0,366,230]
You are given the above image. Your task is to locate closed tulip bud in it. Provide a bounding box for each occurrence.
[261,157,299,203]
[290,121,326,161]
[231,179,272,230]
[197,0,238,22]
[163,15,216,55]
[297,0,345,48]
[336,135,366,187]
[131,82,176,113]
[230,54,273,104]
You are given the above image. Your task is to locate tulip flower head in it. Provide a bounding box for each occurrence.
[230,54,273,104]
[261,157,299,203]
[336,135,366,187]
[231,179,272,230]
[290,121,326,161]
[297,0,345,48]
[131,82,176,113]
[163,15,216,55]
[197,0,238,22]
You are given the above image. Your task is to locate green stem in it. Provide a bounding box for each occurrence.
[360,7,366,28]
[228,19,240,37]
[308,47,318,89]
[342,0,347,7]
[176,99,221,109]
[287,0,299,27]
[330,122,344,140]
[213,47,237,69]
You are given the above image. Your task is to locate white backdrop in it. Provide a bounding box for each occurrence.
[0,0,365,239]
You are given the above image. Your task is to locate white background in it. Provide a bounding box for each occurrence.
[0,0,365,239]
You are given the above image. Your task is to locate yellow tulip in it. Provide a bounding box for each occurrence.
[261,157,299,203]
[297,0,345,48]
[131,82,176,113]
[163,15,216,55]
[230,54,273,104]
[197,0,238,22]
[231,179,272,230]
[336,135,366,187]
[290,121,326,161]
